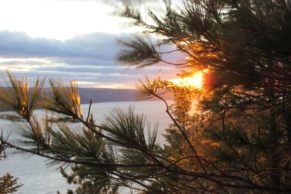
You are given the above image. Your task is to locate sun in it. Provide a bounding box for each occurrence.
[171,70,207,89]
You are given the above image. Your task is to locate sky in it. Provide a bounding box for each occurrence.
[0,0,178,89]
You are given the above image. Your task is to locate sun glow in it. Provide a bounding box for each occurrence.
[171,70,208,89]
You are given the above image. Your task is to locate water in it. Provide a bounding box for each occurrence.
[0,101,172,194]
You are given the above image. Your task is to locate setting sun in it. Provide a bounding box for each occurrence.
[171,70,207,89]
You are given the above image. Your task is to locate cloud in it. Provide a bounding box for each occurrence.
[97,0,157,6]
[0,31,124,63]
[0,31,177,88]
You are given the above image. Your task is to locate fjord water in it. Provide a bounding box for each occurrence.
[0,101,172,194]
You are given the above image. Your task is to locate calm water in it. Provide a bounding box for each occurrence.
[0,101,172,194]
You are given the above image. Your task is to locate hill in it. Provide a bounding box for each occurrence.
[79,88,137,104]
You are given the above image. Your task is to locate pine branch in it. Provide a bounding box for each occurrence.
[2,140,160,169]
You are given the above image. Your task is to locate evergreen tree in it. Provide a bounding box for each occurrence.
[0,138,22,194]
[117,0,291,193]
[0,174,21,194]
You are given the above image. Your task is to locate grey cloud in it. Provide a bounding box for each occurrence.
[0,30,182,67]
[0,30,177,88]
[0,60,49,66]
[37,65,170,76]
[0,31,128,65]
[87,0,157,6]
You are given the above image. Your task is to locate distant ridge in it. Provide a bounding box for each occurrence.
[0,88,172,108]
[79,88,173,104]
[79,88,137,104]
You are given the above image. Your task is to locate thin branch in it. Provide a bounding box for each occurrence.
[111,172,153,192]
[86,100,92,124]
[158,49,180,54]
[26,118,41,154]
[149,91,208,173]
[160,58,187,66]
[2,140,160,169]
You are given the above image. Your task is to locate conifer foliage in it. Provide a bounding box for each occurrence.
[0,174,21,194]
